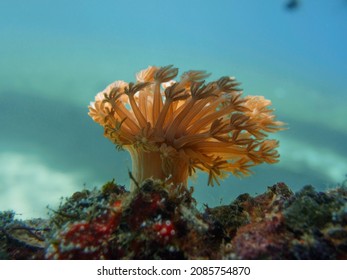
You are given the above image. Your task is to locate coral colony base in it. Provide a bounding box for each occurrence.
[1,66,346,260]
[88,65,284,190]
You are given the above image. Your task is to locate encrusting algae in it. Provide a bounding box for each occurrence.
[88,65,284,190]
[2,181,346,259]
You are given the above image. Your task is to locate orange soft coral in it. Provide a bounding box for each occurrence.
[89,65,284,190]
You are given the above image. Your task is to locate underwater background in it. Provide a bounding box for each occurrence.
[0,0,346,219]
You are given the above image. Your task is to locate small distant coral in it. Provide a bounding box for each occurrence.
[89,66,284,189]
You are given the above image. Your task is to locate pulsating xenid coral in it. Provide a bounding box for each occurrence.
[89,65,284,189]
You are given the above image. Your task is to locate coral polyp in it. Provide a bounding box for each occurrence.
[89,65,284,189]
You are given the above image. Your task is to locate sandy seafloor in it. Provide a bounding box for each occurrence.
[0,0,346,219]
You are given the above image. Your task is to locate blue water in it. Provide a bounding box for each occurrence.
[1,0,346,218]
